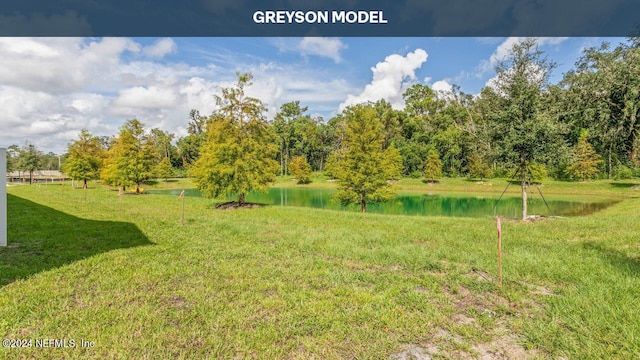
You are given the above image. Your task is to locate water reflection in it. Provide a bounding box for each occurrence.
[151,188,616,218]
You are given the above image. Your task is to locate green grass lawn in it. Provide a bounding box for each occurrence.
[1,178,639,359]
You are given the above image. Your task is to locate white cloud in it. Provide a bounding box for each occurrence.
[178,77,219,114]
[271,37,347,63]
[339,49,428,111]
[0,85,117,151]
[29,120,63,135]
[142,38,177,59]
[0,37,139,94]
[113,86,179,109]
[0,38,197,152]
[299,37,347,63]
[240,63,357,120]
[70,94,109,114]
[0,37,365,154]
[432,80,453,96]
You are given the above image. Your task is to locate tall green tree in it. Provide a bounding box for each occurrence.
[150,128,180,170]
[314,120,339,171]
[16,143,42,185]
[562,39,640,176]
[332,103,402,213]
[398,84,467,177]
[398,141,431,177]
[382,145,403,180]
[289,156,312,184]
[39,152,61,170]
[177,109,207,168]
[373,99,404,149]
[403,83,441,118]
[5,145,20,173]
[273,101,308,175]
[423,148,443,183]
[63,129,105,188]
[290,115,322,168]
[324,148,345,179]
[176,135,202,169]
[96,136,114,151]
[154,157,174,182]
[101,119,156,193]
[191,73,278,205]
[467,150,493,180]
[482,38,565,220]
[457,88,496,176]
[566,130,603,180]
[150,128,176,162]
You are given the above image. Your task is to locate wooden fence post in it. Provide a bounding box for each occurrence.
[496,216,503,289]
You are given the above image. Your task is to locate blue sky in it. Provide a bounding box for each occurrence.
[0,37,628,153]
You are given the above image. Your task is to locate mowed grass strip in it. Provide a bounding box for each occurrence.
[0,180,639,359]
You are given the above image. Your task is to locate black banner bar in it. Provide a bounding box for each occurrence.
[0,0,638,37]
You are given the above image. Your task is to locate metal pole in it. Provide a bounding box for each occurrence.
[492,167,519,215]
[537,186,552,214]
[1,148,6,246]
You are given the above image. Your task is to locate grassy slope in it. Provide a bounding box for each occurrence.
[0,178,639,359]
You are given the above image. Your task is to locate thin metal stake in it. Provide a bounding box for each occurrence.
[492,168,520,214]
[537,186,552,214]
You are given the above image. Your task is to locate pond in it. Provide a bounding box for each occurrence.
[150,187,617,219]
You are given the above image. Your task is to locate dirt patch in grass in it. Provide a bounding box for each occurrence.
[475,181,493,186]
[468,327,537,360]
[390,280,541,359]
[167,294,190,309]
[391,325,537,360]
[519,280,558,298]
[390,344,436,360]
[215,201,265,210]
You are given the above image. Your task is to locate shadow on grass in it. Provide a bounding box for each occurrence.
[0,194,153,287]
[464,178,488,182]
[583,241,640,275]
[507,180,542,186]
[609,182,639,188]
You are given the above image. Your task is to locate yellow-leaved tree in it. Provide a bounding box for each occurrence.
[191,73,278,205]
[331,103,402,213]
[101,119,156,193]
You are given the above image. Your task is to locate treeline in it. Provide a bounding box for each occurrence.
[6,38,639,188]
[5,143,65,183]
